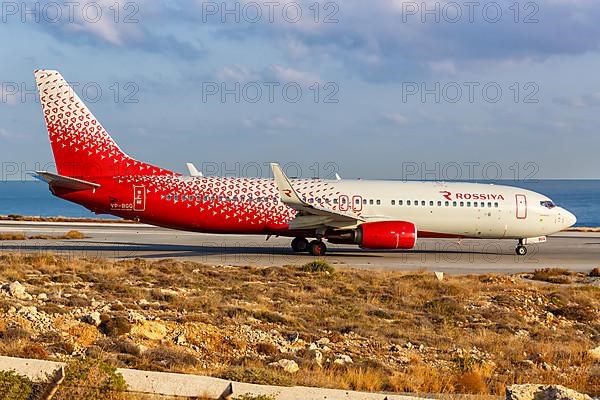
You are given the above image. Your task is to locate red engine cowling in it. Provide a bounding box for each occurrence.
[355,221,417,249]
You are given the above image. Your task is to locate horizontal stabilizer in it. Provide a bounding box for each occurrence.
[34,171,101,191]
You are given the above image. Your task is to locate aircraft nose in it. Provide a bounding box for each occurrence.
[563,209,577,228]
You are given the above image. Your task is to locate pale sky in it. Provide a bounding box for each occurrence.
[1,0,599,180]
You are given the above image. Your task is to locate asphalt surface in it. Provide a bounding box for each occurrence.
[0,221,599,274]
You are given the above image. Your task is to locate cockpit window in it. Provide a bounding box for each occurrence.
[540,200,556,209]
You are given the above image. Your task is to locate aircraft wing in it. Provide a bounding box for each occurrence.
[34,171,101,191]
[270,163,363,230]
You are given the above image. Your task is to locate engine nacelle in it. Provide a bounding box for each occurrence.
[355,221,417,249]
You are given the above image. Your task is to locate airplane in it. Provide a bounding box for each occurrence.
[32,70,577,256]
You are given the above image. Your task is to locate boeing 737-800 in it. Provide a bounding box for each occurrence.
[33,70,577,256]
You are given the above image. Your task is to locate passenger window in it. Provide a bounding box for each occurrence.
[407,200,411,206]
[429,201,434,206]
[333,198,338,205]
[166,195,172,201]
[174,195,179,201]
[474,201,478,207]
[494,202,499,208]
[437,201,442,206]
[467,202,471,207]
[421,201,426,206]
[399,200,403,206]
[488,202,492,208]
[414,200,418,206]
[182,195,187,201]
[369,199,374,205]
[453,201,457,207]
[376,200,381,205]
[355,198,360,205]
[391,200,396,205]
[460,201,464,207]
[233,196,238,202]
[445,201,449,206]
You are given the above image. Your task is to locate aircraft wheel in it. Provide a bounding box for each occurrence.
[308,240,327,256]
[291,237,309,252]
[515,245,527,256]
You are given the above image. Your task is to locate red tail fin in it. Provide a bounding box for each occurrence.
[34,70,173,179]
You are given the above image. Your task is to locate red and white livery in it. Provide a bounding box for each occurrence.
[33,70,577,256]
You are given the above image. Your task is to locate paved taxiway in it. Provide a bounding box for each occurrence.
[0,221,598,274]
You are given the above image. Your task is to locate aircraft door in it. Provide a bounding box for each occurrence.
[516,194,527,219]
[352,195,363,212]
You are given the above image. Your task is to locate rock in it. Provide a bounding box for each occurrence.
[128,310,146,323]
[8,281,32,300]
[174,333,187,345]
[138,299,149,307]
[37,293,48,301]
[7,306,16,315]
[317,337,330,345]
[434,271,444,281]
[287,331,299,344]
[269,359,299,373]
[506,384,593,400]
[82,311,102,326]
[587,346,600,360]
[309,343,318,351]
[314,350,323,367]
[334,354,353,365]
[131,320,167,340]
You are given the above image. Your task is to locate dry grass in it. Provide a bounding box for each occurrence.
[0,214,133,223]
[0,230,87,240]
[566,227,600,232]
[0,253,597,397]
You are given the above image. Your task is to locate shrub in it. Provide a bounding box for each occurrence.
[63,230,86,239]
[0,327,30,341]
[0,370,33,400]
[220,366,293,386]
[144,347,198,369]
[53,358,127,400]
[98,316,132,337]
[455,371,487,394]
[589,267,600,277]
[300,261,335,274]
[234,395,276,400]
[532,268,572,284]
[256,342,279,356]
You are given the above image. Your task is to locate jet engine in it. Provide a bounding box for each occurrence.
[355,221,417,249]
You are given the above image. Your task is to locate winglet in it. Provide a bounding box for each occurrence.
[270,163,306,209]
[186,163,203,177]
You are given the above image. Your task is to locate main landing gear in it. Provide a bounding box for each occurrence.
[291,237,327,256]
[515,239,528,256]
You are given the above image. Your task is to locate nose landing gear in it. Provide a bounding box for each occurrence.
[515,239,527,256]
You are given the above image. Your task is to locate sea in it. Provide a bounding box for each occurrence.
[0,180,598,227]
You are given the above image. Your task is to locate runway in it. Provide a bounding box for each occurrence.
[0,221,598,274]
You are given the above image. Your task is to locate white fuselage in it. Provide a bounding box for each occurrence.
[301,180,576,239]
